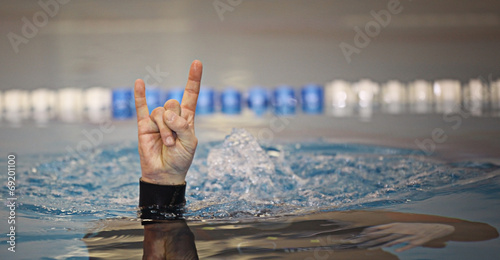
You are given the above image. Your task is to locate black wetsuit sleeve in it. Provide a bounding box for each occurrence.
[138,178,186,221]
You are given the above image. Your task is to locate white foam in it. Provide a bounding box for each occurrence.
[207,128,276,200]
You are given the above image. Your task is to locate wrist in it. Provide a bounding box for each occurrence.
[141,174,186,186]
[138,178,186,221]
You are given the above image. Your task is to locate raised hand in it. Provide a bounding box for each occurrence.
[134,60,203,185]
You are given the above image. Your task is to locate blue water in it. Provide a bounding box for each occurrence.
[6,128,499,225]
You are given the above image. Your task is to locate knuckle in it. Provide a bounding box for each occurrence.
[178,120,189,131]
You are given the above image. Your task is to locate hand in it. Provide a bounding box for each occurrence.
[348,222,455,252]
[134,60,203,185]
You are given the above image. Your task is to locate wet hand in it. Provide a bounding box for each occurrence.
[134,60,203,185]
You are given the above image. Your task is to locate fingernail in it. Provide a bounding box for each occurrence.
[166,110,176,122]
[166,136,174,146]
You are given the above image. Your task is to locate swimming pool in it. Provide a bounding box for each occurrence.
[1,113,499,259]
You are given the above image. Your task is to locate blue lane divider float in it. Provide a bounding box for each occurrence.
[196,87,215,115]
[301,84,323,114]
[112,88,133,119]
[221,88,242,114]
[165,88,184,105]
[9,77,500,124]
[273,85,296,115]
[247,87,269,116]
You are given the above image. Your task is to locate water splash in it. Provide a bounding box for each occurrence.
[206,128,284,200]
[9,128,500,222]
[186,128,500,218]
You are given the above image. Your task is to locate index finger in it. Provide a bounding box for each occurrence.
[180,60,203,123]
[134,79,150,122]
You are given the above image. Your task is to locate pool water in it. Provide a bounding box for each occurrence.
[1,114,500,259]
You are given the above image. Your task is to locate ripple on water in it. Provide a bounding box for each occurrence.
[13,128,500,221]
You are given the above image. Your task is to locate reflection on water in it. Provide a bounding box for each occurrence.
[83,210,498,259]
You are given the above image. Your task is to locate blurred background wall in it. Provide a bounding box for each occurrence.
[1,0,500,90]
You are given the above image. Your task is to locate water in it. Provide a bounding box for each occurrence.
[1,127,499,258]
[5,128,499,222]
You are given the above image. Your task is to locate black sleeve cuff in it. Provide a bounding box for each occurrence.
[138,178,186,221]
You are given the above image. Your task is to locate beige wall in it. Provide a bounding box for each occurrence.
[1,0,500,90]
